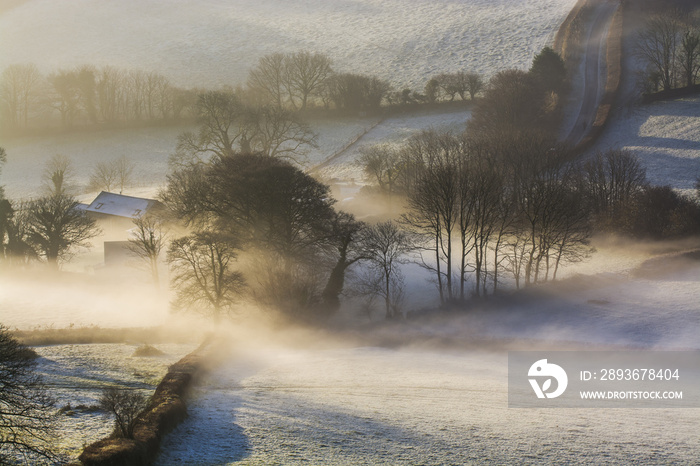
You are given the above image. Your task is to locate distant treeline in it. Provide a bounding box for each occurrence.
[0,52,485,136]
[0,64,199,134]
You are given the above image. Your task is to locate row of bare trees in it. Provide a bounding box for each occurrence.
[637,10,700,92]
[361,128,700,303]
[363,131,593,302]
[424,71,485,103]
[247,51,399,112]
[1,53,488,132]
[0,63,197,131]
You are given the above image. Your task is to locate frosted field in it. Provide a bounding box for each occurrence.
[0,109,471,201]
[1,0,577,89]
[156,253,700,465]
[33,343,196,460]
[412,253,700,350]
[156,349,699,465]
[1,0,577,199]
[0,124,188,201]
[594,97,700,197]
[2,1,700,463]
[315,107,472,181]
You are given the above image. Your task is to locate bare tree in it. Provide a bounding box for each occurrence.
[99,388,147,439]
[637,13,682,91]
[505,141,592,286]
[126,214,166,288]
[465,72,485,100]
[427,72,483,102]
[247,52,287,109]
[284,51,333,110]
[88,160,118,192]
[358,144,403,195]
[41,154,75,196]
[125,69,147,121]
[245,105,317,161]
[176,90,243,162]
[0,326,61,464]
[114,155,134,193]
[358,221,413,319]
[1,200,38,266]
[48,69,81,127]
[0,64,43,129]
[88,155,133,193]
[96,66,125,122]
[430,73,459,101]
[162,153,339,320]
[325,73,391,111]
[143,71,170,119]
[176,90,316,164]
[75,65,98,123]
[319,211,366,315]
[168,231,245,320]
[581,149,647,228]
[155,77,176,120]
[26,193,100,269]
[461,142,506,297]
[401,131,461,304]
[679,26,700,87]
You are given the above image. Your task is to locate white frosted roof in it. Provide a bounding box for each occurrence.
[85,191,157,219]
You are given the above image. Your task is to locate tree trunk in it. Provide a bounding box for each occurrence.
[321,259,350,316]
[150,257,160,290]
[384,268,392,319]
[435,236,444,304]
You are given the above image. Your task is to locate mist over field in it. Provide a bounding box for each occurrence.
[1,0,699,464]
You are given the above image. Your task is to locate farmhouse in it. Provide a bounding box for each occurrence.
[84,191,162,266]
[85,191,161,228]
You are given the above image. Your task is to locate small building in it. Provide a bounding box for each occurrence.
[84,191,163,266]
[85,191,161,231]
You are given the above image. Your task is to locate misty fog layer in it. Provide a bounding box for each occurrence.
[2,0,700,464]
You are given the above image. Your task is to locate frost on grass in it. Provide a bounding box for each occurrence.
[594,97,700,196]
[31,343,197,460]
[1,0,577,89]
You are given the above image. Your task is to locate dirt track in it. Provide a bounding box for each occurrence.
[563,1,619,146]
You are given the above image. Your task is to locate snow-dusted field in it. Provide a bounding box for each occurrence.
[33,343,196,460]
[0,108,472,201]
[158,349,698,464]
[315,107,472,181]
[156,252,700,464]
[1,0,576,90]
[3,1,700,463]
[0,124,187,201]
[1,0,577,199]
[158,346,699,464]
[593,97,700,197]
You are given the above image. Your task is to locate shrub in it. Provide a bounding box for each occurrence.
[99,388,148,439]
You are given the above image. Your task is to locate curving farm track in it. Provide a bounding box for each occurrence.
[563,1,619,146]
